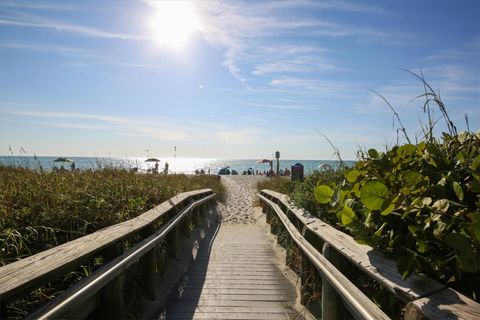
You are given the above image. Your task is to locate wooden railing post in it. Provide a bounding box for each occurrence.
[200,202,206,218]
[271,212,278,236]
[167,225,180,260]
[300,227,321,317]
[140,226,157,300]
[322,243,342,320]
[100,245,125,319]
[193,206,201,228]
[404,302,426,320]
[285,210,294,266]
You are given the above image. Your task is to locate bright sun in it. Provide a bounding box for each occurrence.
[149,1,201,49]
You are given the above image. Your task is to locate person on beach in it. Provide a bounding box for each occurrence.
[164,162,169,174]
[154,162,159,173]
[70,162,76,171]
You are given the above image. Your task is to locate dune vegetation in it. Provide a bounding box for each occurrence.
[0,167,224,266]
[258,77,480,302]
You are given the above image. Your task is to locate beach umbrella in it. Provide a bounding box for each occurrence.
[256,159,271,164]
[53,157,73,162]
[318,163,332,172]
[145,158,160,162]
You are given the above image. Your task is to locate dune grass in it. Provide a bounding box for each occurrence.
[0,166,224,266]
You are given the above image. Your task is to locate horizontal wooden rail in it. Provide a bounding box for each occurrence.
[32,193,216,319]
[0,188,214,318]
[259,189,480,320]
[259,194,389,319]
[259,194,389,320]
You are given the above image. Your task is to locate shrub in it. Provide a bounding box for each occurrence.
[315,131,480,300]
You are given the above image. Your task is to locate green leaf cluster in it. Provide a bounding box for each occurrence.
[314,132,480,300]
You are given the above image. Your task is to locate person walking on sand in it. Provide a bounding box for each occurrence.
[71,162,76,171]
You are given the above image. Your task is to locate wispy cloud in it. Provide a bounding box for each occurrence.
[241,101,313,110]
[2,109,194,141]
[0,14,145,40]
[269,77,352,91]
[0,0,81,11]
[0,41,98,58]
[0,107,270,146]
[0,41,176,70]
[252,0,391,15]
[188,1,402,88]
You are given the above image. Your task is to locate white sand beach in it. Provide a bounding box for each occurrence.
[216,176,267,224]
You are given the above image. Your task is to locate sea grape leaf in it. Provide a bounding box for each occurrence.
[471,155,480,171]
[422,197,432,206]
[404,171,422,186]
[416,240,427,253]
[433,220,447,238]
[368,148,379,159]
[340,205,357,225]
[314,185,334,204]
[408,225,420,235]
[472,220,480,241]
[360,181,390,210]
[397,144,416,157]
[374,222,387,237]
[452,181,464,201]
[352,183,361,197]
[444,233,471,254]
[457,252,480,273]
[380,202,395,216]
[347,170,360,183]
[432,199,449,213]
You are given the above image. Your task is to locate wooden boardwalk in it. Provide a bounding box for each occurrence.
[158,224,298,320]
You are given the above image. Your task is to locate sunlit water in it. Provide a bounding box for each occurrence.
[0,156,354,175]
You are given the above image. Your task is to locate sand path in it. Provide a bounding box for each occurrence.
[216,176,267,224]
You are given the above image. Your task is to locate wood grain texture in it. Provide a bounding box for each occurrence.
[407,287,480,320]
[0,189,212,302]
[159,225,298,320]
[261,189,480,320]
[262,190,444,301]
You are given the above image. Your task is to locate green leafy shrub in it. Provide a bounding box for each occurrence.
[315,131,480,300]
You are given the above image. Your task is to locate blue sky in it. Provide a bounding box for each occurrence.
[0,0,478,159]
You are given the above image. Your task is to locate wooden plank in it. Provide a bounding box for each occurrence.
[181,283,296,289]
[261,190,480,320]
[161,224,299,319]
[259,194,390,320]
[306,220,445,302]
[171,288,297,295]
[166,313,295,320]
[0,189,212,302]
[406,287,480,320]
[262,190,446,302]
[168,300,295,308]
[165,305,294,314]
[170,294,296,301]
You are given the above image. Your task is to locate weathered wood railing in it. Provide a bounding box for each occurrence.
[0,188,216,319]
[259,189,480,320]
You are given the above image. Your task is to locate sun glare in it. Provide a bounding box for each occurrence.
[149,1,201,49]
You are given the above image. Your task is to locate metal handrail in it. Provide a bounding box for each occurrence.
[259,194,390,320]
[34,193,216,320]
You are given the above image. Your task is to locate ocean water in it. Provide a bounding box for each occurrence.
[0,156,354,175]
